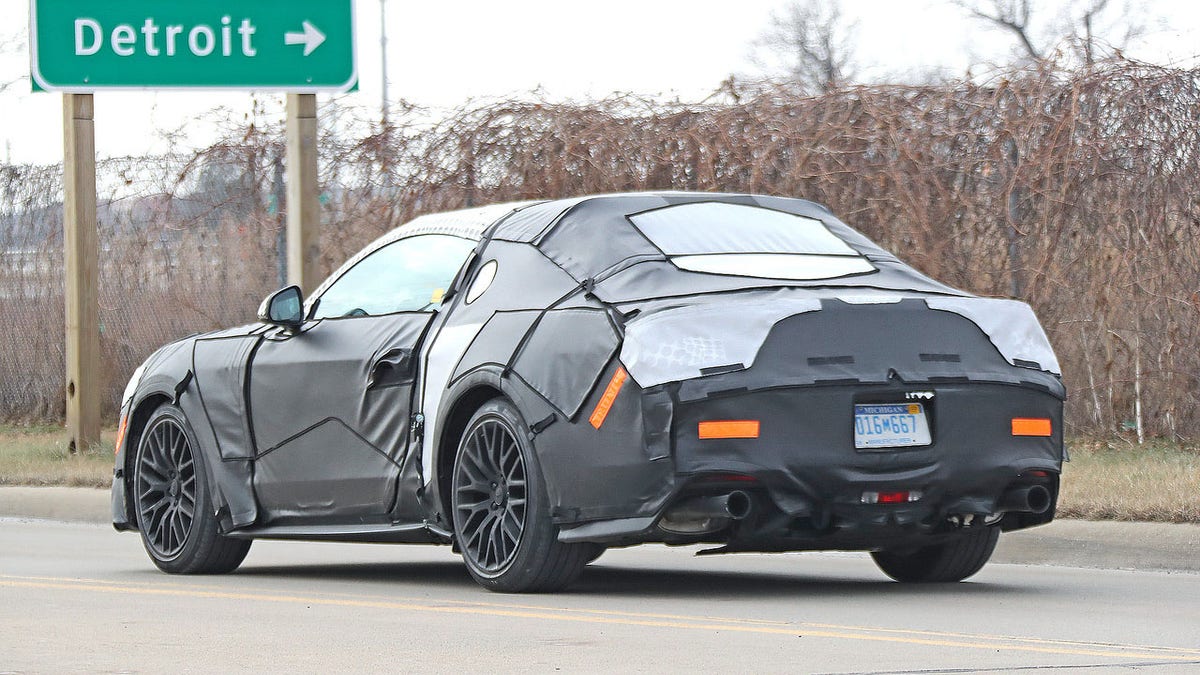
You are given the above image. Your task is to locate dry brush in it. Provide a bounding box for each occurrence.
[2,60,1197,441]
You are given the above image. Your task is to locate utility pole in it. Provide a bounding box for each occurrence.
[286,94,320,295]
[380,0,389,127]
[62,94,100,453]
[273,151,286,288]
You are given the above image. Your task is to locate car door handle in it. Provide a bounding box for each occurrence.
[368,348,415,389]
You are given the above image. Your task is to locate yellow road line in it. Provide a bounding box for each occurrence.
[0,573,789,627]
[2,575,1199,663]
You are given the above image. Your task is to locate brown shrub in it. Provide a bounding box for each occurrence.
[2,60,1198,438]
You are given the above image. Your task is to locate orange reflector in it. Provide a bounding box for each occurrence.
[114,414,129,456]
[698,420,760,440]
[589,367,628,429]
[1012,417,1052,437]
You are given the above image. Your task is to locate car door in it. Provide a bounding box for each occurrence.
[249,233,477,521]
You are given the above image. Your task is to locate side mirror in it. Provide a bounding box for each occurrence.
[257,285,305,330]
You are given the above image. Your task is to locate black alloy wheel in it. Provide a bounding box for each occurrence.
[136,413,197,560]
[453,414,529,573]
[133,404,251,574]
[451,399,592,592]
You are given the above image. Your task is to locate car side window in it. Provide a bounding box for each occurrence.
[312,234,477,319]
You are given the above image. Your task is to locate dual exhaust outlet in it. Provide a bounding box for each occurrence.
[659,484,1048,534]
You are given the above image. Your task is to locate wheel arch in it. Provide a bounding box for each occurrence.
[429,364,561,526]
[435,382,505,520]
[119,392,172,525]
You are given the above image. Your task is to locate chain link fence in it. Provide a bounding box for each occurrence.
[3,59,1199,438]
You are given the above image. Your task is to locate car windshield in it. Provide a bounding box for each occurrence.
[313,234,476,318]
[628,202,875,280]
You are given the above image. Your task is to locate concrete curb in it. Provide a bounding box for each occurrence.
[0,486,112,525]
[2,486,1197,573]
[995,518,1200,573]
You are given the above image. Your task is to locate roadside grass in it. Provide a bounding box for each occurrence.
[0,426,1195,523]
[0,424,114,488]
[1058,439,1200,523]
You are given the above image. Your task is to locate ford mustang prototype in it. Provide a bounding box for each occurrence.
[112,192,1065,592]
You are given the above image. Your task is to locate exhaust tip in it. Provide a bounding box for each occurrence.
[998,484,1052,514]
[658,490,756,534]
[726,490,753,520]
[1025,484,1051,514]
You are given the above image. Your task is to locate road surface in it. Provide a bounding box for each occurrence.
[2,518,1198,673]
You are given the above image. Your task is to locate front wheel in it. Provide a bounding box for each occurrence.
[871,526,999,583]
[451,399,591,592]
[133,404,251,574]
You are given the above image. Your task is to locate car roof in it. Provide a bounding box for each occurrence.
[377,192,837,244]
[380,200,544,243]
[307,200,543,302]
[492,192,964,302]
[322,192,965,305]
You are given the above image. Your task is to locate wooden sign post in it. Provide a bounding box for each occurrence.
[62,93,100,453]
[31,0,356,446]
[286,93,321,295]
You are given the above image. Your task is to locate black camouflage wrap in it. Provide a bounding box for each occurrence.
[113,192,1065,553]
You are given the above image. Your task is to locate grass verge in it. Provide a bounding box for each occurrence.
[0,427,1196,523]
[0,424,114,488]
[1058,439,1199,523]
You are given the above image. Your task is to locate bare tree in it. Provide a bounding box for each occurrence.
[952,0,1148,66]
[955,0,1044,60]
[751,0,858,93]
[1066,0,1145,66]
[0,30,29,95]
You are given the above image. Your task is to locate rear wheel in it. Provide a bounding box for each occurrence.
[584,545,606,565]
[871,526,999,583]
[133,404,251,574]
[451,399,591,592]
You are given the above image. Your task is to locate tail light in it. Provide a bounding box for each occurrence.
[862,490,923,504]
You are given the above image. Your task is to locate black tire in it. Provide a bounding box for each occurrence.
[871,526,1000,583]
[133,404,251,575]
[450,399,591,592]
[584,544,606,565]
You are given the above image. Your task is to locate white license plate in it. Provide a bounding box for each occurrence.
[854,403,931,450]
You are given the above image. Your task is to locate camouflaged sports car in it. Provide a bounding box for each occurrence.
[112,192,1064,592]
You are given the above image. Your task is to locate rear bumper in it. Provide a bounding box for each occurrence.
[676,381,1062,517]
[559,381,1064,548]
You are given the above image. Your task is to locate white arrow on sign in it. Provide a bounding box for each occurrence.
[284,21,326,56]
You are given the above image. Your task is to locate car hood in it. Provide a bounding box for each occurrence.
[127,323,265,393]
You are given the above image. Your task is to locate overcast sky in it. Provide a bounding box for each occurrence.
[3,0,1199,164]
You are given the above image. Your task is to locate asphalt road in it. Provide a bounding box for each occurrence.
[2,519,1199,674]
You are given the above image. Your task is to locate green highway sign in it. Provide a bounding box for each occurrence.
[30,0,356,91]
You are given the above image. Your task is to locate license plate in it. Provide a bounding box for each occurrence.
[854,403,931,450]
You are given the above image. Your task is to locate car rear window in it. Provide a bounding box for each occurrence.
[628,202,875,280]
